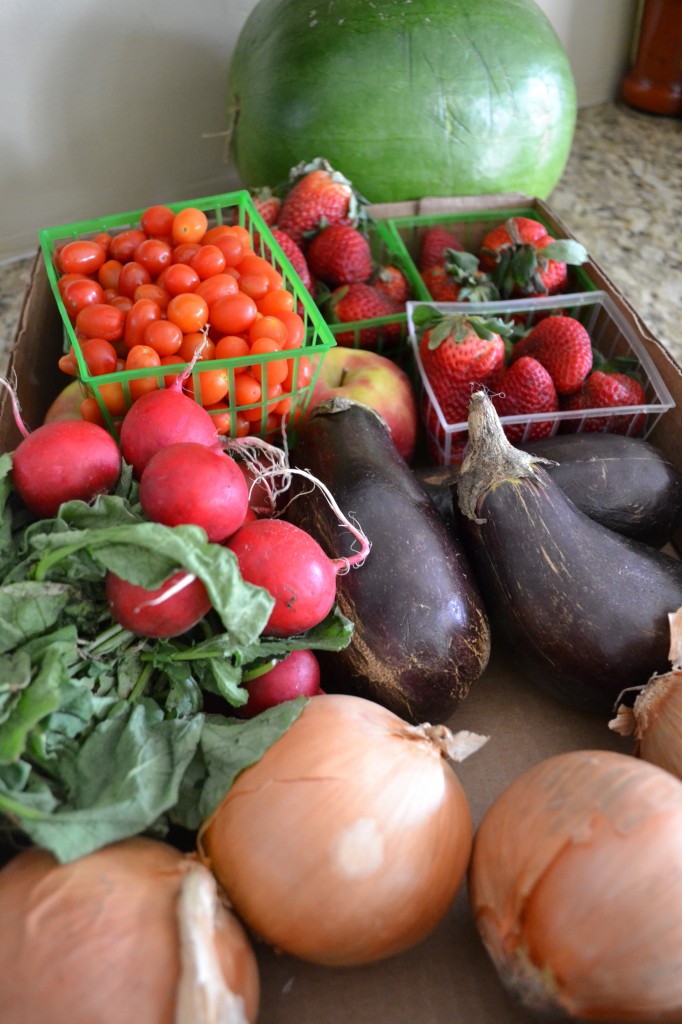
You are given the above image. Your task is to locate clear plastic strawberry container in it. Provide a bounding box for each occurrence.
[407,292,676,466]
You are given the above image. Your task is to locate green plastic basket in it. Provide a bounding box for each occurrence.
[380,206,597,299]
[39,190,336,445]
[318,217,425,364]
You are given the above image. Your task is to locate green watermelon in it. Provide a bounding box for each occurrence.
[226,0,577,203]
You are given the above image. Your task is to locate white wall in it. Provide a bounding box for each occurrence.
[0,0,638,262]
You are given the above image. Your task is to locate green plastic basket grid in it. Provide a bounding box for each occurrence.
[38,189,336,445]
[406,291,676,467]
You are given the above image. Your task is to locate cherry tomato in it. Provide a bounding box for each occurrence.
[238,272,270,301]
[76,337,119,376]
[124,298,162,349]
[61,277,105,320]
[190,244,226,280]
[76,303,125,341]
[91,233,112,257]
[109,229,146,263]
[59,240,106,276]
[97,381,128,416]
[159,263,200,296]
[205,402,251,437]
[210,292,258,335]
[283,354,313,391]
[107,294,133,316]
[186,368,230,405]
[80,396,107,426]
[125,344,161,371]
[279,310,306,349]
[140,205,175,238]
[234,372,262,414]
[135,238,172,277]
[195,273,239,307]
[250,339,289,386]
[257,289,295,317]
[249,315,288,348]
[237,253,283,291]
[178,332,214,362]
[118,261,152,299]
[144,319,183,357]
[214,335,250,365]
[133,283,170,311]
[227,225,252,251]
[203,227,245,267]
[171,242,202,266]
[98,259,122,291]
[167,293,209,334]
[172,207,208,245]
[57,272,88,298]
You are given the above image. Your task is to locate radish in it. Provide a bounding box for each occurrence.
[226,517,366,637]
[139,442,249,543]
[105,569,212,638]
[1,377,121,518]
[241,649,323,717]
[118,342,220,477]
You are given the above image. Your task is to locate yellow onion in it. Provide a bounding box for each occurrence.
[469,748,682,1024]
[0,837,259,1024]
[200,692,484,967]
[610,606,682,779]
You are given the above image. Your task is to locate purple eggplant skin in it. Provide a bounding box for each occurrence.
[416,432,682,548]
[455,393,682,716]
[285,398,491,725]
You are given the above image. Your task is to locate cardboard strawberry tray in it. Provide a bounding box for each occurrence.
[2,198,682,1023]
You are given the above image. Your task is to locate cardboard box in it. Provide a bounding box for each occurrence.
[2,198,682,1021]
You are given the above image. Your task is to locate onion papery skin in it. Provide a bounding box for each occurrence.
[469,749,682,1023]
[0,837,260,1024]
[200,693,473,967]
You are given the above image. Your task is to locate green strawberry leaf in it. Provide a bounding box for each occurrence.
[541,239,589,266]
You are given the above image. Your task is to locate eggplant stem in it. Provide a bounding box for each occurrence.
[458,391,555,524]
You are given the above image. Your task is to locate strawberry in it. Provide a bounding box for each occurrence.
[511,315,593,395]
[326,282,401,348]
[418,225,464,270]
[414,308,510,428]
[480,216,587,298]
[306,223,373,286]
[277,158,362,247]
[249,187,281,227]
[373,265,410,305]
[420,264,463,302]
[266,228,314,294]
[560,371,647,435]
[421,250,499,303]
[491,355,559,442]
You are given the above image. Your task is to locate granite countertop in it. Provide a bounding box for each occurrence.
[1,102,680,377]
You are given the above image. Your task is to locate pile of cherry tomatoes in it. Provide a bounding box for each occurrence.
[52,203,316,438]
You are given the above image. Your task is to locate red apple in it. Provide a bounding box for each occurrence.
[308,347,418,462]
[43,380,84,423]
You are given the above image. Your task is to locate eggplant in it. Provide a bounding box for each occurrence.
[415,433,682,547]
[455,392,682,715]
[285,397,491,724]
